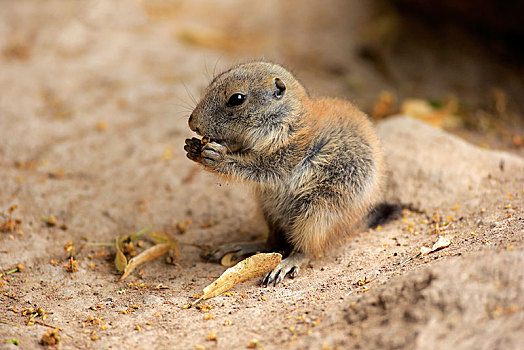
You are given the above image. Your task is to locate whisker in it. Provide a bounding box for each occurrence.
[213,56,224,81]
[182,82,198,106]
[168,103,193,114]
[173,112,192,121]
[171,90,196,112]
[204,56,212,81]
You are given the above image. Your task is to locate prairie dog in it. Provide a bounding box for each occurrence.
[184,61,383,286]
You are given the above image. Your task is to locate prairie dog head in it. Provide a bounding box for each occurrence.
[188,62,307,153]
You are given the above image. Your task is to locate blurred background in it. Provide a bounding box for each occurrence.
[1,0,523,156]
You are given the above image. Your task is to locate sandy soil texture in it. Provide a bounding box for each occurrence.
[1,1,523,349]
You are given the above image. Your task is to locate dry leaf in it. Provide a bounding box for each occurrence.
[431,236,451,251]
[120,243,171,281]
[114,237,128,272]
[112,227,180,279]
[148,231,180,262]
[197,253,281,302]
[419,246,432,257]
[401,98,463,129]
[420,236,451,257]
[114,226,153,272]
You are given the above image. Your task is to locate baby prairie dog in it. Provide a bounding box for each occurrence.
[185,61,383,286]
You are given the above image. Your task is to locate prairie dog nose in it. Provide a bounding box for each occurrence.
[188,113,199,133]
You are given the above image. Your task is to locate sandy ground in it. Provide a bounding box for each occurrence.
[1,1,523,349]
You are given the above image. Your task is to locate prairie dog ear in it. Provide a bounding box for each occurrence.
[274,77,286,99]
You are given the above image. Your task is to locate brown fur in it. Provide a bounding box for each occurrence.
[185,61,383,261]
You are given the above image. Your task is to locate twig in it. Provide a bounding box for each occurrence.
[34,320,62,330]
[1,291,20,301]
[86,242,115,247]
[191,297,203,307]
[0,319,18,326]
[400,253,421,266]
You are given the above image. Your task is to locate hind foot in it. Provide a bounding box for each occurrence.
[206,241,269,265]
[262,251,309,287]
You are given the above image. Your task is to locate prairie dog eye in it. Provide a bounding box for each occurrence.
[227,93,247,107]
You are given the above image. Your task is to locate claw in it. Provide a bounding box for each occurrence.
[261,252,308,287]
[274,271,285,286]
[262,272,271,287]
[263,265,288,287]
[289,266,299,279]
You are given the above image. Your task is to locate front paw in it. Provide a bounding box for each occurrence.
[201,141,228,168]
[184,137,204,164]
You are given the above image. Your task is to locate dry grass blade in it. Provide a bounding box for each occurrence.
[197,253,281,302]
[119,243,171,281]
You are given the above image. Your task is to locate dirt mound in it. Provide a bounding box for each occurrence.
[345,249,524,350]
[377,116,524,211]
